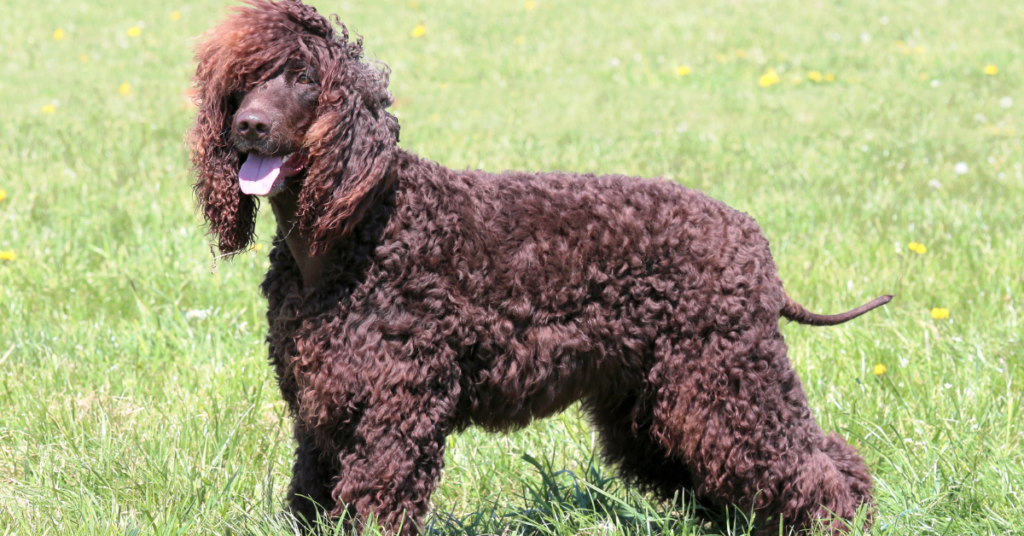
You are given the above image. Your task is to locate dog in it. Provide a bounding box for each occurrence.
[188,1,889,533]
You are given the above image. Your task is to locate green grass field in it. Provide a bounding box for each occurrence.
[1,0,1022,534]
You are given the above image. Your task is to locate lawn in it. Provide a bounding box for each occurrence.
[0,0,1022,534]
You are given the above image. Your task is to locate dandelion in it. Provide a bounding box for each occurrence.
[930,307,950,320]
[80,53,89,62]
[127,26,142,37]
[734,49,747,58]
[918,71,929,80]
[513,35,526,45]
[41,104,56,114]
[676,65,691,76]
[954,162,968,175]
[524,0,536,10]
[53,28,65,41]
[914,45,925,54]
[0,189,6,203]
[408,0,420,7]
[873,363,887,375]
[252,243,263,252]
[0,251,15,261]
[908,242,927,254]
[410,24,426,38]
[714,53,728,63]
[808,70,823,82]
[983,64,998,75]
[170,11,181,21]
[825,73,835,82]
[119,83,132,95]
[758,69,780,88]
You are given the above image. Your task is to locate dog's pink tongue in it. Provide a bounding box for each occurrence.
[238,153,283,196]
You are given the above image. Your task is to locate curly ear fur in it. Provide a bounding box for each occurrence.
[297,27,400,257]
[188,0,398,256]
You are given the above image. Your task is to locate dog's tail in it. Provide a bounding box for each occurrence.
[781,292,893,326]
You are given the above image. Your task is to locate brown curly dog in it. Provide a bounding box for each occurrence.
[188,1,890,534]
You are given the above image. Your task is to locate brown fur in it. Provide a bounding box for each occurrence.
[188,1,881,534]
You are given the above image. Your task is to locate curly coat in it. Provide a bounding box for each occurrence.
[189,1,882,534]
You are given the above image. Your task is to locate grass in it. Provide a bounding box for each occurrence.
[0,0,1022,534]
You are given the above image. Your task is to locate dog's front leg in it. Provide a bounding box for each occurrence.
[328,357,460,535]
[287,424,341,529]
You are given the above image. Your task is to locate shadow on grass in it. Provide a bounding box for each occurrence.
[423,452,757,536]
[227,451,869,535]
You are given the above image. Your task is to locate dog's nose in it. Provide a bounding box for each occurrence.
[235,110,271,141]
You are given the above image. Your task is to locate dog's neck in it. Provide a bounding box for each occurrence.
[268,184,325,290]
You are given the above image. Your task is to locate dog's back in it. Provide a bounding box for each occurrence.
[364,150,787,430]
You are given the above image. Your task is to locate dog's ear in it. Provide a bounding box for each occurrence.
[296,55,399,257]
[188,37,259,257]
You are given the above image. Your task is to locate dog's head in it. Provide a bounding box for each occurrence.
[189,0,399,257]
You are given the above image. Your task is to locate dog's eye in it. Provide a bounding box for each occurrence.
[297,73,314,85]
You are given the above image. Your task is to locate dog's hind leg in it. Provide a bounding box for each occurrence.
[648,325,872,534]
[584,392,699,502]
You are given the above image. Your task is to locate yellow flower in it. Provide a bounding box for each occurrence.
[119,82,131,95]
[41,104,56,114]
[408,0,420,7]
[53,28,65,41]
[918,71,929,80]
[0,189,6,203]
[513,35,526,45]
[80,53,89,62]
[524,0,536,10]
[127,26,142,37]
[873,363,887,376]
[734,49,747,58]
[824,73,835,82]
[984,64,998,75]
[908,242,927,254]
[930,307,950,320]
[808,70,823,82]
[676,65,691,76]
[411,24,426,38]
[758,69,780,88]
[170,11,181,21]
[0,251,15,262]
[914,45,925,54]
[252,243,263,252]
